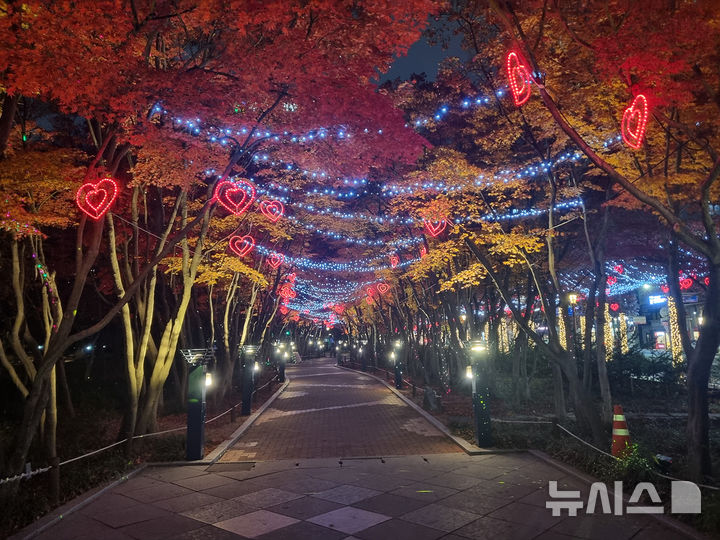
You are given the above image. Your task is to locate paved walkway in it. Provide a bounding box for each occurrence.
[221,357,460,460]
[14,358,695,539]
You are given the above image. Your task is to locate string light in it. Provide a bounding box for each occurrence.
[259,200,284,222]
[604,303,614,362]
[75,178,119,220]
[228,235,255,257]
[621,94,649,149]
[619,313,629,354]
[668,296,683,366]
[557,307,567,350]
[506,51,534,106]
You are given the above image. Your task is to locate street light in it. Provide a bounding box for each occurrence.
[392,340,403,389]
[468,339,492,447]
[240,344,259,416]
[180,348,214,460]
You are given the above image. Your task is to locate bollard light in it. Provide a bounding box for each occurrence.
[205,372,213,387]
[465,365,473,379]
[253,361,260,372]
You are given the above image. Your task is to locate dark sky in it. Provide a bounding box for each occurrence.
[377,20,470,84]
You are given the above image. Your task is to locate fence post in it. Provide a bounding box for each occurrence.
[230,404,236,423]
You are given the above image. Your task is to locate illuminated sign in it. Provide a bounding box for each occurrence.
[648,295,667,305]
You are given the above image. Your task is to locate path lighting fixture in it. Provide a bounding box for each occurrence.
[643,283,651,290]
[460,314,467,322]
[394,339,402,349]
[699,316,704,326]
[179,348,214,460]
[240,344,260,416]
[468,339,492,448]
[567,291,579,305]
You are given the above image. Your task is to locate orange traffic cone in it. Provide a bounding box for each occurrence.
[611,405,631,457]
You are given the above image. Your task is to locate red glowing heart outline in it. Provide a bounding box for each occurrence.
[609,303,620,312]
[280,306,289,315]
[377,283,390,294]
[259,200,284,222]
[228,235,255,257]
[621,94,649,149]
[613,264,624,274]
[506,51,534,106]
[660,284,670,294]
[76,178,119,220]
[679,278,693,290]
[268,252,285,269]
[420,245,427,258]
[214,180,256,215]
[705,277,710,286]
[365,296,374,305]
[607,276,617,285]
[423,217,447,237]
[389,254,399,268]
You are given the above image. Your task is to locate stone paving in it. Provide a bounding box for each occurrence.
[220,357,460,460]
[14,358,695,540]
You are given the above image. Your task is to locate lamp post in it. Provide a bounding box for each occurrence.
[468,340,492,447]
[240,344,259,415]
[393,339,403,389]
[180,348,214,460]
[567,291,580,355]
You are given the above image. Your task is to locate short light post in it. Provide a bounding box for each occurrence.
[275,341,288,383]
[567,291,580,353]
[468,340,492,447]
[180,348,214,460]
[360,339,368,371]
[393,339,403,389]
[240,344,259,416]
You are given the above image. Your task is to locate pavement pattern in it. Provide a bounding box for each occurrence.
[220,357,460,460]
[14,358,693,540]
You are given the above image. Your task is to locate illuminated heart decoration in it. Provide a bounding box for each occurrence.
[292,314,300,321]
[607,276,617,285]
[303,309,309,314]
[287,272,296,282]
[214,180,256,215]
[76,178,119,219]
[705,277,710,286]
[280,305,289,315]
[389,254,399,268]
[268,252,284,269]
[377,283,390,294]
[660,284,670,294]
[259,200,284,222]
[365,296,373,305]
[506,51,534,106]
[420,245,427,258]
[613,264,624,274]
[335,304,345,314]
[679,278,693,290]
[423,217,447,237]
[228,235,254,257]
[279,285,296,299]
[609,303,620,312]
[621,94,649,149]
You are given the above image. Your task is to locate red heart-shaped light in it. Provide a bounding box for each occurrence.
[268,252,284,269]
[705,277,710,286]
[423,217,447,237]
[420,245,427,258]
[614,264,624,274]
[506,51,534,106]
[679,278,693,290]
[259,200,284,222]
[214,180,256,215]
[335,304,345,314]
[377,283,390,294]
[621,94,649,149]
[365,296,373,305]
[76,178,120,220]
[228,235,254,257]
[389,254,399,268]
[660,284,670,294]
[610,303,620,312]
[607,276,617,285]
[287,272,296,282]
[280,306,289,315]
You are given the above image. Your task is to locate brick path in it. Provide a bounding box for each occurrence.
[220,357,460,461]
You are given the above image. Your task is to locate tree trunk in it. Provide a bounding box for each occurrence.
[0,93,20,158]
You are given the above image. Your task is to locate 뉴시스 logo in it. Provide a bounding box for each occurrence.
[546,480,701,516]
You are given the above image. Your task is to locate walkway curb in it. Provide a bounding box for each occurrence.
[337,364,513,456]
[528,449,707,540]
[14,464,149,540]
[205,376,291,463]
